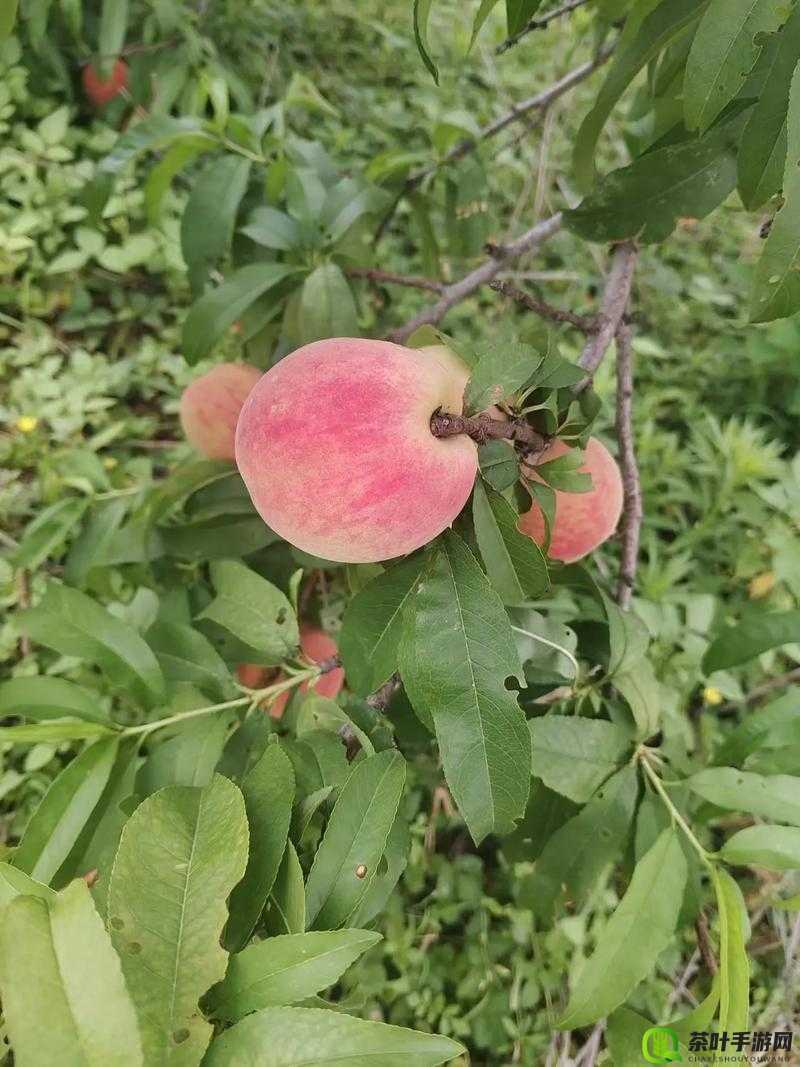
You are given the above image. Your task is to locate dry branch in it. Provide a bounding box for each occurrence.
[346,267,444,293]
[490,278,593,332]
[615,316,642,609]
[577,240,638,387]
[497,0,592,53]
[388,213,563,342]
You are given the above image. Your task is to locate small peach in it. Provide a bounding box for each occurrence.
[180,362,261,461]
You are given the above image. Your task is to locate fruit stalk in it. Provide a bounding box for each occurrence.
[429,409,548,456]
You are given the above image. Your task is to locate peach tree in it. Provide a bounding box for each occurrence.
[2,0,800,1064]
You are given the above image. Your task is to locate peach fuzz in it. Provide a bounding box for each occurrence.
[235,338,478,563]
[519,437,623,563]
[237,626,344,719]
[180,362,262,461]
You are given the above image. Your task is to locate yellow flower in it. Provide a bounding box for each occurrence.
[103,456,118,470]
[748,571,775,599]
[15,415,38,433]
[703,686,723,706]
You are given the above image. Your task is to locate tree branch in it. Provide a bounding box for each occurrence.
[577,240,638,387]
[376,48,612,241]
[430,410,548,454]
[388,213,563,342]
[614,316,642,609]
[716,666,800,716]
[489,278,594,332]
[497,0,592,54]
[345,267,444,293]
[695,911,719,976]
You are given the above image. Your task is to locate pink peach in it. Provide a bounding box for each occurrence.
[269,625,344,718]
[235,338,478,563]
[519,437,623,563]
[180,362,262,461]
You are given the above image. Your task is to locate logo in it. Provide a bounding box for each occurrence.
[642,1027,682,1064]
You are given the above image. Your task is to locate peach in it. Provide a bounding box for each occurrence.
[235,338,478,563]
[270,625,344,718]
[180,362,261,461]
[519,437,623,563]
[82,59,129,107]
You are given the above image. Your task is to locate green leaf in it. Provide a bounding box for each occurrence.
[714,690,800,766]
[225,744,295,951]
[211,929,381,1020]
[147,620,231,700]
[145,135,218,224]
[181,156,251,295]
[533,450,592,493]
[0,676,109,724]
[738,5,800,208]
[136,711,233,797]
[14,496,88,570]
[297,263,359,344]
[0,880,143,1067]
[87,116,208,220]
[413,0,439,85]
[305,751,406,929]
[64,497,128,587]
[478,440,519,492]
[750,63,800,321]
[0,720,115,743]
[347,810,411,927]
[566,116,741,244]
[182,262,298,365]
[702,609,800,672]
[527,764,638,920]
[529,716,632,803]
[606,1007,655,1067]
[199,559,299,666]
[465,341,542,413]
[203,1006,465,1066]
[18,583,166,709]
[399,533,529,843]
[604,593,650,677]
[615,657,662,738]
[776,890,800,909]
[264,840,306,936]
[160,514,279,561]
[0,0,19,39]
[0,862,55,907]
[712,867,750,1038]
[12,738,119,884]
[108,775,249,1066]
[98,0,128,77]
[689,767,800,825]
[473,479,549,604]
[719,823,800,868]
[339,555,426,697]
[145,459,232,526]
[240,206,302,251]
[573,0,705,190]
[684,0,790,132]
[557,828,687,1028]
[506,0,541,35]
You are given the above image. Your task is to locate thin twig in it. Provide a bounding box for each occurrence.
[366,673,402,711]
[664,950,701,1016]
[388,213,563,342]
[695,911,719,976]
[577,240,638,387]
[497,0,592,54]
[717,667,800,716]
[614,316,642,609]
[574,1022,605,1067]
[375,48,612,240]
[490,279,593,332]
[345,267,444,293]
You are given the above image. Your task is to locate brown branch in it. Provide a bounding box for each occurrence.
[317,655,341,675]
[489,278,594,332]
[716,666,800,716]
[614,317,642,609]
[388,213,563,342]
[366,673,402,711]
[695,911,719,976]
[577,240,638,388]
[497,0,592,54]
[376,48,612,241]
[345,267,444,293]
[430,410,548,455]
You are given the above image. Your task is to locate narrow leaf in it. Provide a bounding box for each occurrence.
[181,156,251,295]
[719,823,800,869]
[529,716,632,803]
[413,0,439,85]
[472,479,549,604]
[689,767,800,825]
[702,609,800,672]
[712,867,750,1038]
[0,676,109,724]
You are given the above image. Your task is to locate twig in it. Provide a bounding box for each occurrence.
[614,316,642,609]
[497,0,592,54]
[664,950,701,1016]
[717,667,800,716]
[430,410,548,455]
[366,673,402,711]
[577,241,638,387]
[695,911,719,976]
[574,1022,605,1067]
[490,279,593,332]
[375,49,612,240]
[388,213,563,342]
[345,267,444,293]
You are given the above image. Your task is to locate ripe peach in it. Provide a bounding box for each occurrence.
[236,663,275,689]
[82,59,129,107]
[235,338,478,563]
[519,437,623,563]
[180,362,261,461]
[270,625,344,718]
